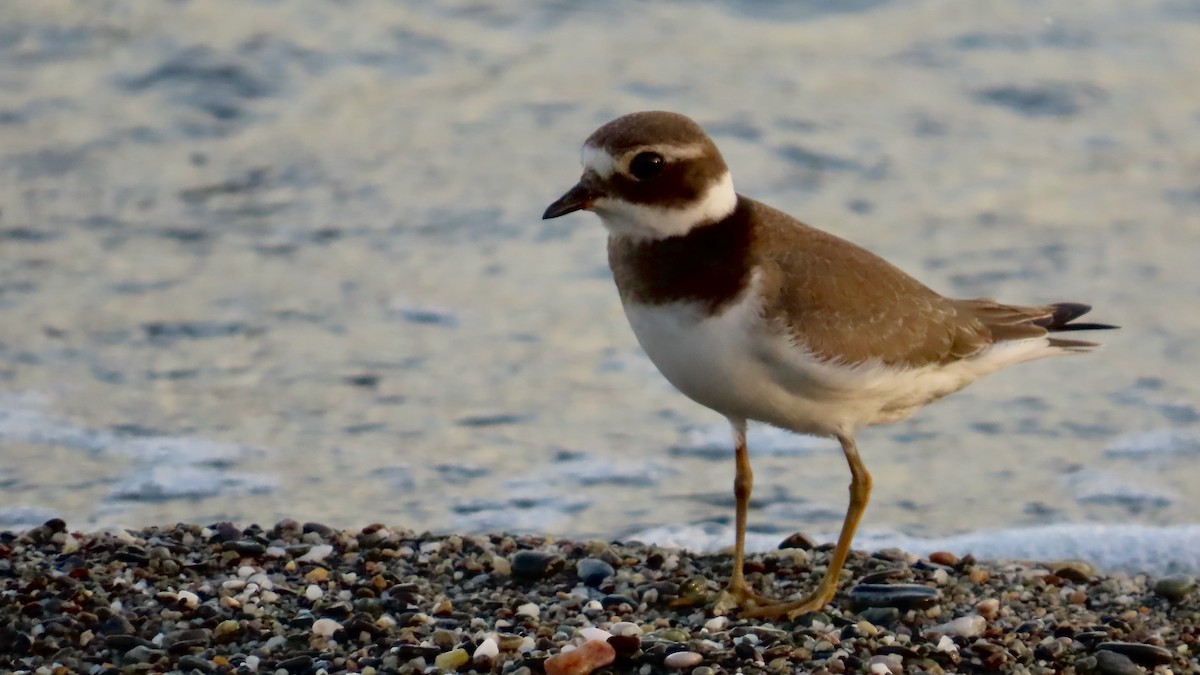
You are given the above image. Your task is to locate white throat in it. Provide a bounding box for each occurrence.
[594,171,737,241]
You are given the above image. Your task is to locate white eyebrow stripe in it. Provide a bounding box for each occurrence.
[633,143,707,162]
[581,143,708,179]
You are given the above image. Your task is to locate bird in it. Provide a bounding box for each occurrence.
[542,110,1116,619]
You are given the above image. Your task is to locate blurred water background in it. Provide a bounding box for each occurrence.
[1,0,1199,571]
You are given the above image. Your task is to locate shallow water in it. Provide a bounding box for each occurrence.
[1,0,1198,569]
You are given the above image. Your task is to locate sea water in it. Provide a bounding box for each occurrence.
[1,0,1198,573]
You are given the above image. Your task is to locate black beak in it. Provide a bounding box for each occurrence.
[543,182,598,219]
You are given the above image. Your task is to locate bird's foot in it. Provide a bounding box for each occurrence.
[712,579,781,615]
[738,588,834,621]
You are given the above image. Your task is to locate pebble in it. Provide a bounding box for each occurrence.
[311,618,342,637]
[1095,641,1174,667]
[544,638,616,675]
[848,583,941,610]
[610,621,643,637]
[576,557,616,587]
[929,551,959,567]
[1153,574,1196,602]
[663,650,703,669]
[305,584,323,601]
[975,597,1001,621]
[224,540,266,557]
[434,648,469,670]
[1091,650,1141,675]
[777,532,817,550]
[473,637,499,663]
[868,654,903,675]
[927,614,986,638]
[608,634,641,658]
[1,520,1195,674]
[491,555,512,576]
[177,590,200,609]
[579,626,612,642]
[512,550,566,580]
[297,544,333,562]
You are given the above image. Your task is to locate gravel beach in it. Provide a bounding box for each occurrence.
[1,520,1196,674]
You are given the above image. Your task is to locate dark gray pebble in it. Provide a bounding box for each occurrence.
[396,643,442,659]
[1095,641,1173,667]
[858,606,902,627]
[734,642,759,660]
[302,522,334,537]
[1153,574,1196,602]
[511,550,565,580]
[1091,650,1142,675]
[601,594,637,609]
[277,654,316,673]
[848,583,941,611]
[125,645,161,663]
[177,654,214,671]
[577,557,615,587]
[223,540,266,556]
[104,634,156,651]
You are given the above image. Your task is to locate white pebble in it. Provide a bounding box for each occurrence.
[244,655,260,672]
[518,636,536,653]
[583,599,603,612]
[929,614,986,638]
[664,651,702,669]
[516,602,540,617]
[610,621,643,637]
[473,637,499,662]
[297,544,333,562]
[222,579,246,591]
[311,618,342,637]
[936,635,958,653]
[248,573,274,589]
[704,616,728,632]
[266,546,286,558]
[579,627,612,642]
[177,590,199,609]
[238,565,256,578]
[868,654,902,675]
[305,584,323,601]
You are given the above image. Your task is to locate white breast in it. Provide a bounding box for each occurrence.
[621,282,861,436]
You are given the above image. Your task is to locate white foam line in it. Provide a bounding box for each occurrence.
[627,523,1200,576]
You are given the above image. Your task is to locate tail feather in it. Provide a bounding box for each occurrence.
[1039,302,1120,333]
[957,298,1117,353]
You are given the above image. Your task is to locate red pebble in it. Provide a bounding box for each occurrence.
[544,639,617,675]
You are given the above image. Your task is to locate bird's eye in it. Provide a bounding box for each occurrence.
[628,152,665,181]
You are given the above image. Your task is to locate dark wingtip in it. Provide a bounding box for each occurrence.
[1041,302,1118,332]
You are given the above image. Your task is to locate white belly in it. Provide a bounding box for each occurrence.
[621,290,1061,436]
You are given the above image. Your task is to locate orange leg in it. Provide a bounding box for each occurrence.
[740,432,873,619]
[715,418,777,609]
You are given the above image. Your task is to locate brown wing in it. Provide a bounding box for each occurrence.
[747,198,991,368]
